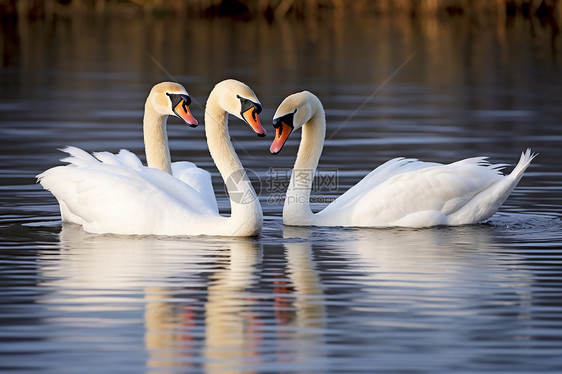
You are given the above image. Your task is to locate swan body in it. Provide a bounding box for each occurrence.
[270,91,536,228]
[39,80,266,236]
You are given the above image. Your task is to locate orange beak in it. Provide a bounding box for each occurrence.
[270,121,293,154]
[242,107,267,137]
[173,100,198,127]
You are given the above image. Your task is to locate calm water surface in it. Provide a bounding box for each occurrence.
[1,14,562,373]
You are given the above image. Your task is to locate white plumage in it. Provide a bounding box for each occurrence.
[270,91,536,228]
[39,146,218,234]
[38,80,266,236]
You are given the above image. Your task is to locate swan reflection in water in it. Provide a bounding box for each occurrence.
[39,224,328,373]
[200,227,327,373]
[325,224,533,318]
[38,222,532,372]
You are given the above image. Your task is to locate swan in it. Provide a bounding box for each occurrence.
[270,91,536,228]
[38,79,267,236]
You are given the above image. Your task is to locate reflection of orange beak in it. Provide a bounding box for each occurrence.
[270,122,293,154]
[242,107,267,137]
[174,101,198,127]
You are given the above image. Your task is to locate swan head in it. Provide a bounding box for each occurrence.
[211,79,267,137]
[270,91,316,154]
[149,82,198,127]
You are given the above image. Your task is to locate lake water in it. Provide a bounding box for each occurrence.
[1,13,562,373]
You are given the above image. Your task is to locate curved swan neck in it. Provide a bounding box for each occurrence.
[143,101,172,174]
[284,96,326,225]
[204,92,243,180]
[205,89,262,235]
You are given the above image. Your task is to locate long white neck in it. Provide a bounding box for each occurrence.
[283,97,326,225]
[143,101,172,174]
[205,90,263,236]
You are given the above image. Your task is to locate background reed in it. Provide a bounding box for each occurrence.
[2,0,561,22]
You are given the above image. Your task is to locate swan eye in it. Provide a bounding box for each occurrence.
[272,111,296,133]
[166,92,191,110]
[237,95,262,117]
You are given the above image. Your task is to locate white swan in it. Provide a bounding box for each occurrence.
[270,91,536,228]
[38,80,266,236]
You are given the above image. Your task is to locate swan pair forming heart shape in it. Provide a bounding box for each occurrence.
[38,79,535,237]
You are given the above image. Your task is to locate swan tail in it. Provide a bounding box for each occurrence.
[59,146,99,167]
[36,168,55,185]
[36,146,92,182]
[509,148,537,180]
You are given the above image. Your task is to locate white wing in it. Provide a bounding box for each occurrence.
[38,147,218,235]
[172,161,219,214]
[322,157,440,211]
[318,156,509,227]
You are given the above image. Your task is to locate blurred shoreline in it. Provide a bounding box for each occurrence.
[2,0,561,24]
